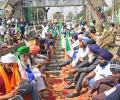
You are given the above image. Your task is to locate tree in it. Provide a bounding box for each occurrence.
[66,12,74,21]
[75,9,86,23]
[105,7,112,16]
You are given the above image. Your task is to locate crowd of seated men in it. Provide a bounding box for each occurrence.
[58,21,120,100]
[0,19,120,100]
[0,32,57,100]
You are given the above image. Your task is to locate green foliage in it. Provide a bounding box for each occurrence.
[75,9,86,23]
[66,12,74,21]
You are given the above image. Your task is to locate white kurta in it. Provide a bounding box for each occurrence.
[18,59,45,91]
[94,63,112,81]
[32,67,45,91]
[67,40,79,58]
[71,46,89,67]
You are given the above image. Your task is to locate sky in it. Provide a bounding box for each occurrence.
[47,0,112,20]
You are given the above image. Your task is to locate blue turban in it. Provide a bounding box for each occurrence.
[98,48,113,61]
[81,37,94,44]
[79,38,87,45]
[88,44,100,54]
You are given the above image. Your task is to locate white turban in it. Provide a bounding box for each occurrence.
[1,53,17,63]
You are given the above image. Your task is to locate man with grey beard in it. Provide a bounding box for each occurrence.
[65,44,100,98]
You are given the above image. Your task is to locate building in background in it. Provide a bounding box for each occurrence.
[52,12,64,23]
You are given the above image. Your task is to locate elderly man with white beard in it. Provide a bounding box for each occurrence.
[65,44,101,98]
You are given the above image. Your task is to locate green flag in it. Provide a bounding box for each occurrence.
[47,27,51,33]
[52,26,57,37]
[90,21,94,26]
[51,28,55,37]
[79,16,83,21]
[58,21,63,32]
[65,32,71,52]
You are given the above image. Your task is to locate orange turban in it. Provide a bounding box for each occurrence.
[30,45,40,55]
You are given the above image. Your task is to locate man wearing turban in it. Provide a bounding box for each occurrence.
[86,60,120,100]
[65,44,100,98]
[60,38,89,78]
[71,38,89,67]
[0,53,39,100]
[82,48,113,88]
[17,46,46,93]
[29,45,49,72]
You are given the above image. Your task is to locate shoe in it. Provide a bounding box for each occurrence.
[64,85,75,89]
[66,93,80,98]
[64,76,73,80]
[67,79,73,85]
[64,77,73,82]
